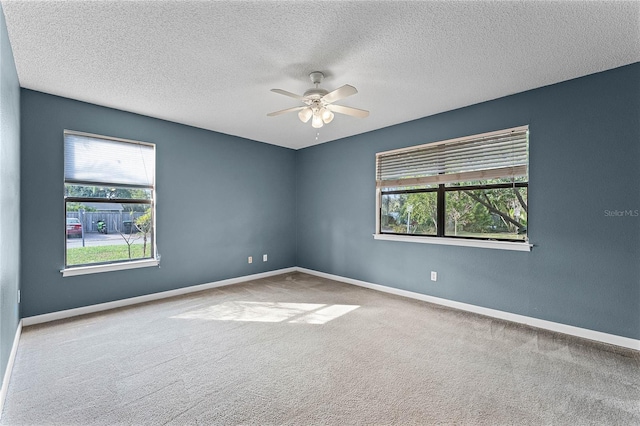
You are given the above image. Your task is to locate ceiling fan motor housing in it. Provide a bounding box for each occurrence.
[305,71,328,100]
[303,88,329,99]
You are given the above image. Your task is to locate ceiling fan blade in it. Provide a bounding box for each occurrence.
[326,104,369,118]
[267,106,306,117]
[271,88,306,101]
[322,84,358,104]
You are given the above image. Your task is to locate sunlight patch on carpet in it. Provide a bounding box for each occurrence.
[171,301,360,324]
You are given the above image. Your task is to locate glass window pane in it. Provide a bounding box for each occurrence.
[445,187,527,240]
[446,176,528,187]
[381,192,437,235]
[66,203,154,266]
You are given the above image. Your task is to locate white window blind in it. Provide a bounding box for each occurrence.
[64,131,155,188]
[376,126,528,188]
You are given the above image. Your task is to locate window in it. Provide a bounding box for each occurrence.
[375,126,529,248]
[63,130,156,274]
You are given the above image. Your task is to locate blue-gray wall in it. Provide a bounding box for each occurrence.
[20,90,296,317]
[16,61,640,340]
[0,4,20,382]
[297,63,640,340]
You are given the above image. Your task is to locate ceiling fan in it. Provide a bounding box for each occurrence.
[267,72,369,128]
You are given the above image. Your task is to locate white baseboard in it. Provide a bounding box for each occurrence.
[19,265,640,351]
[22,267,297,326]
[0,319,22,418]
[296,267,640,351]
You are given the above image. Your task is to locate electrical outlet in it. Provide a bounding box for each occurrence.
[263,254,268,262]
[431,271,437,281]
[248,256,253,264]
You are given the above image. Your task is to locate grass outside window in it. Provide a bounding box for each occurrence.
[66,244,149,266]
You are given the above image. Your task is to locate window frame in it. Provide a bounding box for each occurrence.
[62,130,158,276]
[374,126,532,251]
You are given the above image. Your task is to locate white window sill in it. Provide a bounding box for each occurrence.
[373,233,532,251]
[61,258,159,277]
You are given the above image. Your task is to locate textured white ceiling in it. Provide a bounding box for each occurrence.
[2,1,639,149]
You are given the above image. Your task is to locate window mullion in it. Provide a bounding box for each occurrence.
[437,184,445,237]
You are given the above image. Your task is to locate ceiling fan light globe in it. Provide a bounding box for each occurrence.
[312,114,324,128]
[322,109,334,124]
[298,108,312,123]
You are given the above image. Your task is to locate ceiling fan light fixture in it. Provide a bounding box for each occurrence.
[298,107,312,123]
[321,108,334,124]
[312,111,324,128]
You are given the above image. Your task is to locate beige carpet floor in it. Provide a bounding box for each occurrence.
[2,272,639,425]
